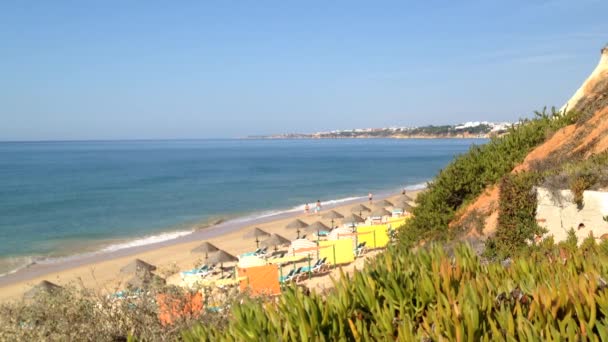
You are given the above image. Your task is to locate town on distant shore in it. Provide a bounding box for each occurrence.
[250,121,513,139]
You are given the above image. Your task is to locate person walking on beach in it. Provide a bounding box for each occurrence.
[316,200,322,213]
[402,188,406,195]
[368,192,373,204]
[304,203,310,215]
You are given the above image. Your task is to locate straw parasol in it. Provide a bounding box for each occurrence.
[126,272,166,290]
[321,210,344,228]
[343,213,365,227]
[243,227,271,248]
[24,280,63,299]
[191,241,221,261]
[401,193,414,202]
[375,199,394,207]
[120,259,157,275]
[207,250,239,277]
[286,219,309,239]
[370,207,392,217]
[350,204,371,217]
[307,221,331,238]
[260,233,292,251]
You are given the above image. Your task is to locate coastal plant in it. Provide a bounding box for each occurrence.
[181,243,608,340]
[400,108,580,247]
[484,171,544,259]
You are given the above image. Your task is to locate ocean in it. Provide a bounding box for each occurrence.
[0,138,483,276]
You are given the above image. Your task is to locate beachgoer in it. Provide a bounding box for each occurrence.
[368,192,373,204]
[316,200,322,213]
[304,203,310,214]
[402,188,406,195]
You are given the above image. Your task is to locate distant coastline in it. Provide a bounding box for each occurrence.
[249,121,512,140]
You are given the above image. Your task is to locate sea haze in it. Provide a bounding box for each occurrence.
[0,138,483,275]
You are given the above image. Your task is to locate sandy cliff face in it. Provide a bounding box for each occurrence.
[453,46,608,237]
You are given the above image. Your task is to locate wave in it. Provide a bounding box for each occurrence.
[228,195,367,223]
[0,184,425,278]
[100,230,194,253]
[404,182,428,191]
[0,256,39,277]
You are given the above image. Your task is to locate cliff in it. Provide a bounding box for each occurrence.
[453,45,608,238]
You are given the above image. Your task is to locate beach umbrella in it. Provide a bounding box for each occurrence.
[351,204,371,218]
[120,259,157,275]
[321,210,344,228]
[191,241,221,261]
[370,207,392,217]
[286,219,309,239]
[395,202,414,212]
[243,227,271,248]
[288,239,318,257]
[343,213,365,229]
[261,233,292,251]
[375,199,394,207]
[24,280,63,299]
[401,193,414,202]
[126,272,166,290]
[207,250,239,277]
[307,221,331,241]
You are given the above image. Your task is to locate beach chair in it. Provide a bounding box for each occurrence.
[180,264,212,279]
[354,242,367,257]
[300,259,323,274]
[270,250,287,259]
[279,267,303,283]
[301,257,328,275]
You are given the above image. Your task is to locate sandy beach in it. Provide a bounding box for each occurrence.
[0,191,420,302]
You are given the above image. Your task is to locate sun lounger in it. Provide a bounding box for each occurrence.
[354,242,367,257]
[279,267,303,283]
[301,257,327,274]
[180,264,213,279]
[268,255,307,265]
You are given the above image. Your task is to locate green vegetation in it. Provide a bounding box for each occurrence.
[484,172,545,259]
[401,108,579,248]
[5,108,608,340]
[180,243,608,340]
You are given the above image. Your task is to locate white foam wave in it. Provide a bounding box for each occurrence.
[0,256,39,277]
[404,182,428,191]
[100,230,194,253]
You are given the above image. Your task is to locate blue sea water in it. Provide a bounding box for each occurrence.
[0,139,482,275]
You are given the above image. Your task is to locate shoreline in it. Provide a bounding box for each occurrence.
[0,186,424,301]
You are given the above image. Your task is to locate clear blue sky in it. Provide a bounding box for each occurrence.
[1,1,606,140]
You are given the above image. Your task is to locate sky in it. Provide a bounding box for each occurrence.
[1,1,607,140]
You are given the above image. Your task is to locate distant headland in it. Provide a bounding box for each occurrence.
[249,121,512,139]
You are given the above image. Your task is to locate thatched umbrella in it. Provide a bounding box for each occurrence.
[343,213,365,228]
[261,233,291,251]
[401,193,414,202]
[375,199,394,207]
[24,280,63,299]
[286,219,309,239]
[207,250,239,277]
[243,227,271,248]
[120,259,156,275]
[370,207,392,217]
[322,210,344,228]
[191,241,221,261]
[307,221,330,238]
[351,204,371,218]
[126,272,166,290]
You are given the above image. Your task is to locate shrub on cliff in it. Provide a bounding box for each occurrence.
[399,108,579,247]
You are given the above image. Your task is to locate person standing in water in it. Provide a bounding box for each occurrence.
[316,200,322,213]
